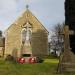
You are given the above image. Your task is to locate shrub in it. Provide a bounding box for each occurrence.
[36,57,44,63]
[5,55,14,61]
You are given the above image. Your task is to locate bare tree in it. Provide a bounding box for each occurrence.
[50,23,64,56]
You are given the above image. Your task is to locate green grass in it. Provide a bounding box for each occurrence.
[0,58,75,75]
[44,58,59,64]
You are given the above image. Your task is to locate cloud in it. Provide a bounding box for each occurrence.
[0,0,18,31]
[0,0,65,32]
[0,0,17,14]
[23,0,39,4]
[0,21,3,28]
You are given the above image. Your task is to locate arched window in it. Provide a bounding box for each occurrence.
[22,28,26,44]
[21,22,32,44]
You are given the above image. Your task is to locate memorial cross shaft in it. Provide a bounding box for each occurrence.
[63,25,74,52]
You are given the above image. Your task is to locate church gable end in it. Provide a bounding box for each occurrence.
[5,9,48,58]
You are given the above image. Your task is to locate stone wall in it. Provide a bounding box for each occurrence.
[31,29,48,56]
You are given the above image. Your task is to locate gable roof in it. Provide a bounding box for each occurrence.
[6,9,49,34]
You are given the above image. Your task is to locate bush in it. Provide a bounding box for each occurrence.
[5,55,14,61]
[36,57,44,63]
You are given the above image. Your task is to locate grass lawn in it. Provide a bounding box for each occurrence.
[0,58,75,75]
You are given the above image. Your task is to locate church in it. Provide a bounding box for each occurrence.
[1,7,49,58]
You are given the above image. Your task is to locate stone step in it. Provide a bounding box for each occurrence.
[61,63,75,71]
[62,63,75,66]
[66,68,75,72]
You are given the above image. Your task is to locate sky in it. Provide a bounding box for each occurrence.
[0,0,65,33]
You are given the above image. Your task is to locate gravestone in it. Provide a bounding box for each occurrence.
[58,0,75,72]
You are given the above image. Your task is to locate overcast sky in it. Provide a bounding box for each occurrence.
[0,0,65,32]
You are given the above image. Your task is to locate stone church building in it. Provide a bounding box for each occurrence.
[2,8,49,58]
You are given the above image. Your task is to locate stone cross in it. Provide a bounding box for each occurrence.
[63,25,74,51]
[25,22,32,41]
[21,22,32,55]
[22,22,32,41]
[57,25,75,73]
